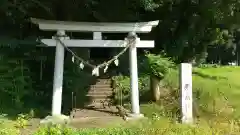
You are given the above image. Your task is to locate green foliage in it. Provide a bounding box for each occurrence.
[0,56,33,109]
[113,65,240,124]
[34,124,76,135]
[112,75,150,104]
[0,128,20,135]
[162,66,240,122]
[15,113,31,129]
[197,64,220,68]
[0,65,240,134]
[191,66,240,119]
[145,53,175,79]
[0,0,240,134]
[31,120,240,135]
[155,0,240,62]
[140,0,159,11]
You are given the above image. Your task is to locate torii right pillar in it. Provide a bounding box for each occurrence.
[127,32,143,119]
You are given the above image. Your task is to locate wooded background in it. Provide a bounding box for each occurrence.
[0,0,239,116]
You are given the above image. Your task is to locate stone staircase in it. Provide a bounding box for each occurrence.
[85,78,114,108]
[70,78,117,119]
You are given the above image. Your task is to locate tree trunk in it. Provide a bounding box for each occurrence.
[150,75,161,101]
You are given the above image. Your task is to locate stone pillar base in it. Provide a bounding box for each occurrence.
[124,113,144,121]
[40,114,71,125]
[181,117,193,124]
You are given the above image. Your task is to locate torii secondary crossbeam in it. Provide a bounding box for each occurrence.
[31,18,159,119]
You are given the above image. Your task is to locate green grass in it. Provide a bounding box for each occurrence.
[0,116,20,135]
[111,66,240,134]
[192,66,240,120]
[2,66,240,134]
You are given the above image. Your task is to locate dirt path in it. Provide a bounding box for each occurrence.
[70,106,124,128]
[20,106,123,134]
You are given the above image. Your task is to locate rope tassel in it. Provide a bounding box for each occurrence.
[104,65,109,73]
[92,67,99,76]
[72,56,75,63]
[114,58,119,66]
[79,62,84,69]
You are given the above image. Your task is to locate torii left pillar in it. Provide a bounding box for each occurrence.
[51,30,68,115]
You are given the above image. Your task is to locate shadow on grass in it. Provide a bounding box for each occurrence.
[192,71,227,80]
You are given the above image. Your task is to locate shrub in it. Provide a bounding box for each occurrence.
[34,124,77,135]
[15,113,31,129]
[145,53,175,79]
[112,53,176,104]
[112,75,150,104]
[197,64,220,68]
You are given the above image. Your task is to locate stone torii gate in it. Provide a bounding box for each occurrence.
[31,18,159,119]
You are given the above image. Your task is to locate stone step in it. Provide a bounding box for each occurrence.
[87,95,113,100]
[90,85,111,89]
[83,102,114,109]
[87,91,113,96]
[95,79,112,85]
[88,89,113,92]
[94,83,111,86]
[88,88,113,92]
[87,91,113,95]
[97,78,111,81]
[86,93,113,98]
[88,97,113,102]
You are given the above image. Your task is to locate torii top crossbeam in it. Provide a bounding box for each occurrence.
[31,18,159,33]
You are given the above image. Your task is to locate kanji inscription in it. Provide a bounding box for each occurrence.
[180,63,193,124]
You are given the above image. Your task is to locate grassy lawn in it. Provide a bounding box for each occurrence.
[122,66,240,134]
[192,66,240,120]
[1,66,240,134]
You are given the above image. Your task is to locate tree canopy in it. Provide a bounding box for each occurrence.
[0,0,239,62]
